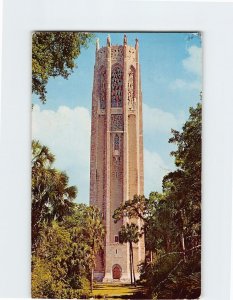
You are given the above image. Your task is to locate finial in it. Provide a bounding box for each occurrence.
[96,38,99,51]
[123,34,127,46]
[107,34,111,47]
[135,38,139,49]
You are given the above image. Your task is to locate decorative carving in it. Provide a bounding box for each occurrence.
[99,69,106,109]
[126,47,136,62]
[111,114,124,131]
[96,50,106,67]
[123,34,127,46]
[111,66,123,107]
[111,47,123,61]
[128,66,136,110]
[112,145,122,179]
[114,134,120,150]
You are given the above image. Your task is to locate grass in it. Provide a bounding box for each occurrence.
[92,283,146,299]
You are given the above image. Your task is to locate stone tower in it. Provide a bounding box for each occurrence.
[90,34,144,282]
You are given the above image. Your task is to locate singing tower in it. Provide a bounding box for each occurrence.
[90,34,144,282]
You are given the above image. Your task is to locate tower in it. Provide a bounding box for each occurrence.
[90,34,144,282]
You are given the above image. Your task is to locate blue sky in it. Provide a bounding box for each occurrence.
[32,32,202,204]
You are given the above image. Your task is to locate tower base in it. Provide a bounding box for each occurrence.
[102,272,140,283]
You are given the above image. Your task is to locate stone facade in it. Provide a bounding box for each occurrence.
[90,35,145,283]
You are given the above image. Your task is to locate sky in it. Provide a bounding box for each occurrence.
[32,32,202,205]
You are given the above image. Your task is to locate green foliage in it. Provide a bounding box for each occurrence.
[141,250,201,299]
[113,195,151,223]
[113,103,201,298]
[32,204,105,298]
[31,141,105,298]
[32,140,77,251]
[32,257,53,298]
[118,223,141,286]
[32,32,94,103]
[142,103,202,299]
[32,220,91,298]
[119,223,140,245]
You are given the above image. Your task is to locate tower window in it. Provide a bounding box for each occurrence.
[99,69,106,109]
[111,66,123,107]
[115,235,119,243]
[114,134,120,150]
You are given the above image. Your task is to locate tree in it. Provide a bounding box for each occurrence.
[113,103,201,298]
[31,140,77,251]
[32,204,105,298]
[32,220,91,298]
[63,204,105,292]
[113,194,160,260]
[82,206,105,292]
[32,32,94,103]
[164,102,201,257]
[140,103,201,299]
[118,223,140,286]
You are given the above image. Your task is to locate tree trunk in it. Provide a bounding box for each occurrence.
[129,242,133,285]
[91,267,94,293]
[150,250,153,262]
[130,242,136,286]
[144,225,147,264]
[181,232,186,262]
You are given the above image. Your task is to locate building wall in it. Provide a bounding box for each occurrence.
[90,36,144,282]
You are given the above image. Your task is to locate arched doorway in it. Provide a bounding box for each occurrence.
[112,264,122,279]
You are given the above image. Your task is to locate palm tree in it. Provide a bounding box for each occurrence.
[83,206,105,292]
[31,140,77,251]
[119,223,140,286]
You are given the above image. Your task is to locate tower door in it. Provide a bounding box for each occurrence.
[112,265,121,279]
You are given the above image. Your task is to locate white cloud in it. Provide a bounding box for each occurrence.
[32,103,180,203]
[32,105,91,204]
[169,78,201,91]
[144,148,172,196]
[143,103,184,134]
[182,46,202,77]
[170,45,202,91]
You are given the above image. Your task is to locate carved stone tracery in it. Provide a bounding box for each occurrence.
[111,66,123,107]
[128,66,136,110]
[112,134,122,179]
[99,69,106,109]
[114,134,120,150]
[111,47,123,61]
[111,114,124,131]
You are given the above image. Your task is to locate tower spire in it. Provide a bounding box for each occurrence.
[96,38,100,51]
[123,34,127,46]
[107,34,111,47]
[135,38,139,49]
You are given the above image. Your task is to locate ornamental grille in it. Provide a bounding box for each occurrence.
[111,66,123,107]
[128,66,135,110]
[111,114,124,131]
[114,134,120,150]
[99,69,106,109]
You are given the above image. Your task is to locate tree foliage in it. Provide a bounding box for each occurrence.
[31,141,105,298]
[32,203,105,298]
[32,32,93,103]
[143,103,201,299]
[119,223,141,286]
[113,103,201,299]
[31,205,104,299]
[31,140,77,251]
